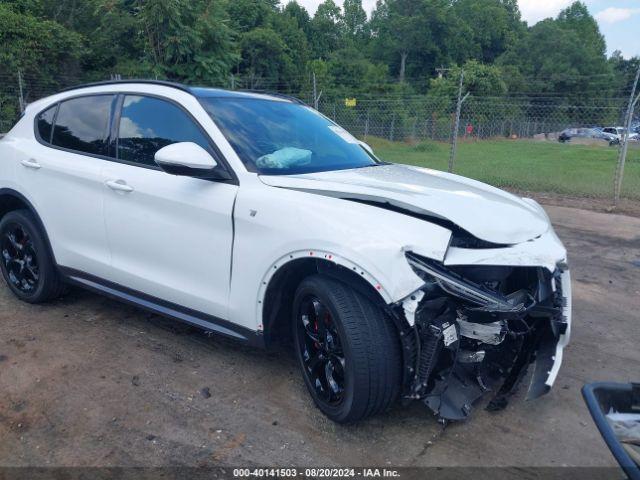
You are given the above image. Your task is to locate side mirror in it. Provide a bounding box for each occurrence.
[155,142,229,179]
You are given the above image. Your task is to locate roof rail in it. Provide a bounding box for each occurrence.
[239,89,307,105]
[60,79,193,94]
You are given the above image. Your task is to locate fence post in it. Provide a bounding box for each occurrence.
[613,64,640,207]
[449,70,469,173]
[312,72,323,110]
[364,110,370,140]
[17,70,25,114]
[389,113,395,141]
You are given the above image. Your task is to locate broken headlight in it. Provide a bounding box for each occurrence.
[405,252,530,313]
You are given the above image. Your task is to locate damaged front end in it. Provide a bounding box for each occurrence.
[391,252,571,421]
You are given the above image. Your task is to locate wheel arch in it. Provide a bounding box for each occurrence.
[0,188,57,265]
[259,250,391,348]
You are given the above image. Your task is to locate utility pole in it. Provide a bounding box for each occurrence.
[613,64,640,207]
[17,70,25,114]
[448,70,469,173]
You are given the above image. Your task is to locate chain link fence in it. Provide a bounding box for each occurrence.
[316,95,639,203]
[1,70,638,206]
[317,95,628,142]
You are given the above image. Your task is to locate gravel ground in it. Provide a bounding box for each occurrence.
[0,205,639,470]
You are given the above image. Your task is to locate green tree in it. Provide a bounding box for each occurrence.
[310,0,343,59]
[342,0,368,42]
[0,2,84,127]
[0,3,83,81]
[135,0,237,84]
[371,0,454,83]
[452,0,524,63]
[228,0,278,33]
[608,51,640,98]
[428,60,507,97]
[239,27,289,88]
[327,47,388,95]
[557,1,606,58]
[269,13,310,90]
[83,0,143,77]
[498,15,613,105]
[283,1,312,37]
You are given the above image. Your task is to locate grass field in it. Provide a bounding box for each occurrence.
[369,137,640,200]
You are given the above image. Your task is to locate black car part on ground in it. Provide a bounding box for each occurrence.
[392,252,568,421]
[582,382,640,480]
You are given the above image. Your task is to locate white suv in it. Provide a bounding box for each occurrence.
[0,81,571,423]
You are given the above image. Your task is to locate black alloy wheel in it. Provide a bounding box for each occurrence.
[292,275,401,423]
[296,295,346,406]
[1,222,40,294]
[0,209,65,303]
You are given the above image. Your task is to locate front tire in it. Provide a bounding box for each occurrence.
[0,209,65,303]
[292,275,401,423]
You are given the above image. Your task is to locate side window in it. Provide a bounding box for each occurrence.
[52,95,114,156]
[117,95,210,167]
[36,105,57,143]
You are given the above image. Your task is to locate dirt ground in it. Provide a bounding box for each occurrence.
[0,205,639,470]
[512,190,640,218]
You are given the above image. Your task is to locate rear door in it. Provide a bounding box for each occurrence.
[102,94,237,320]
[20,95,115,277]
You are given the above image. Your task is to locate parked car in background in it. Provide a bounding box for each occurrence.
[603,127,639,145]
[591,127,618,143]
[558,127,610,143]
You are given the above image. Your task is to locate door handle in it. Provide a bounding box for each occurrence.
[105,179,134,193]
[21,158,41,170]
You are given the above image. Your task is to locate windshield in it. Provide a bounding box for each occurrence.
[198,97,381,175]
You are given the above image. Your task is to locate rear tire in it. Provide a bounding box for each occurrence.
[0,209,65,303]
[292,274,401,423]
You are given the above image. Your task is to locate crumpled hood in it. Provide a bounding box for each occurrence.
[260,164,550,245]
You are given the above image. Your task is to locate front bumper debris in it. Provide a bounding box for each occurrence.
[394,253,571,421]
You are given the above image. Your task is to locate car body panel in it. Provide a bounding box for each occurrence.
[2,125,112,279]
[546,269,572,388]
[228,175,452,330]
[444,228,567,272]
[101,161,238,320]
[260,163,549,245]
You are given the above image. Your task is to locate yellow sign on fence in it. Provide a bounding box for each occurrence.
[345,98,357,107]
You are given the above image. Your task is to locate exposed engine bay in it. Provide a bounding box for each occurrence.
[391,252,571,421]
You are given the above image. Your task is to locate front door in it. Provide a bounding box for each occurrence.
[102,94,237,320]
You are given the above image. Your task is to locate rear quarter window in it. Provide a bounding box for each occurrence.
[36,105,57,143]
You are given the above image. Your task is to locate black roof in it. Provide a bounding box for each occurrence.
[59,79,304,104]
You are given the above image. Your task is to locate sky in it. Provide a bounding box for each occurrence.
[286,0,640,58]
